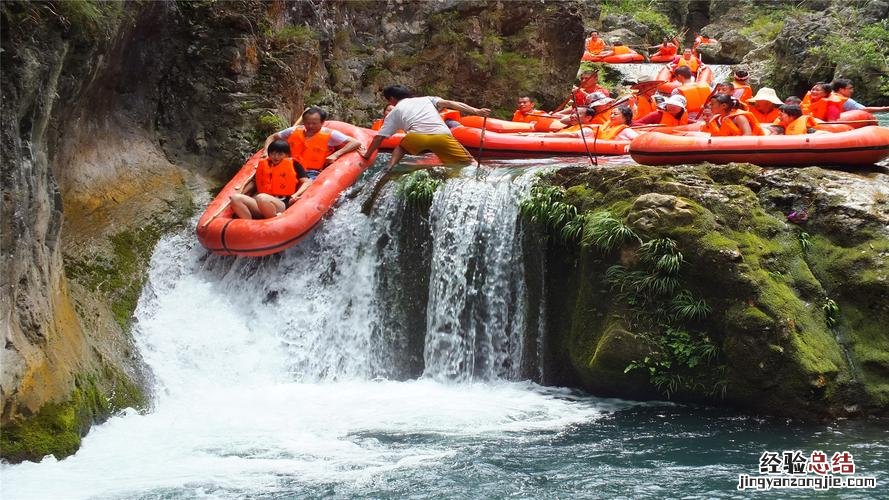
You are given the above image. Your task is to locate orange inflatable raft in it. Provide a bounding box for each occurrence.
[629,126,889,167]
[458,115,564,133]
[451,126,629,156]
[196,122,376,257]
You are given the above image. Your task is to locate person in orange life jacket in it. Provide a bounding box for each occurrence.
[747,87,784,124]
[632,94,689,126]
[767,104,819,135]
[371,104,396,131]
[551,105,639,140]
[361,84,490,168]
[582,30,607,60]
[556,71,611,115]
[784,95,802,106]
[672,65,695,85]
[263,107,362,179]
[801,83,842,121]
[577,92,615,125]
[650,37,678,58]
[512,96,545,122]
[731,70,753,103]
[230,140,311,219]
[831,79,889,114]
[629,78,661,120]
[596,40,635,59]
[706,94,763,136]
[670,48,700,75]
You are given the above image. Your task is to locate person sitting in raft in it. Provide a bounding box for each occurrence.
[731,70,753,103]
[595,40,638,60]
[512,96,546,122]
[371,104,395,131]
[706,94,764,136]
[361,84,490,169]
[230,140,312,219]
[672,65,696,85]
[556,70,611,115]
[747,87,784,124]
[767,104,819,135]
[831,79,889,114]
[581,30,607,61]
[632,94,689,126]
[801,83,842,121]
[670,48,701,75]
[583,92,616,125]
[263,107,362,179]
[629,77,661,120]
[649,37,678,59]
[550,105,640,140]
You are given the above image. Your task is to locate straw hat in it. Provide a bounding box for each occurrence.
[631,76,665,92]
[747,87,783,105]
[586,92,615,107]
[658,94,687,110]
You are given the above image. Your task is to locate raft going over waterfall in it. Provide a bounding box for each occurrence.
[196,121,375,257]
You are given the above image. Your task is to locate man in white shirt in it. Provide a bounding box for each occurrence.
[361,85,491,167]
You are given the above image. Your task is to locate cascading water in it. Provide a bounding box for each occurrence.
[4,159,888,498]
[606,63,733,84]
[0,161,620,498]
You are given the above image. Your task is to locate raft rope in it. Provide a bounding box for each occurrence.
[477,116,487,168]
[571,92,597,167]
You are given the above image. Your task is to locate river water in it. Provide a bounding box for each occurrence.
[2,158,887,499]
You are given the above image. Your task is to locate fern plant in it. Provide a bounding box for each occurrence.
[396,170,442,208]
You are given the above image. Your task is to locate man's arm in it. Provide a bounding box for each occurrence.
[436,99,491,117]
[361,135,386,161]
[860,105,889,113]
[326,135,362,165]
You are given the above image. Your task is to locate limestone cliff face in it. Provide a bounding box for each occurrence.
[1,0,594,461]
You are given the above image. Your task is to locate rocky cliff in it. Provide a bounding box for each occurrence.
[1,0,887,462]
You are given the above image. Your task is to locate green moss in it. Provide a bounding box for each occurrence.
[54,0,124,37]
[264,24,318,46]
[0,368,145,463]
[64,189,193,329]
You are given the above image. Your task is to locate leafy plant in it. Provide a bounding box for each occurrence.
[798,231,812,254]
[823,298,840,328]
[581,211,641,252]
[396,170,442,208]
[812,18,889,100]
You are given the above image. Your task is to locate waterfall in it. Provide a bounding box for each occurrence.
[605,63,733,84]
[422,169,539,381]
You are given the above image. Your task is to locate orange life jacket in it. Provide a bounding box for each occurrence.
[612,45,632,56]
[800,91,839,120]
[749,107,779,125]
[706,110,764,136]
[658,43,677,56]
[597,121,627,140]
[586,37,605,54]
[632,95,658,120]
[660,109,689,126]
[675,55,700,74]
[785,115,817,135]
[289,126,333,170]
[732,83,753,103]
[371,119,383,131]
[255,158,298,196]
[677,82,712,112]
[440,109,461,122]
[512,109,544,123]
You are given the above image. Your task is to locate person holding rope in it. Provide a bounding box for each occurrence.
[361,85,491,168]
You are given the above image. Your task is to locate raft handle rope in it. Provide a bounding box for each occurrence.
[477,116,488,168]
[571,92,597,167]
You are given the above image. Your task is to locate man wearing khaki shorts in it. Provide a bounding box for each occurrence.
[361,85,491,168]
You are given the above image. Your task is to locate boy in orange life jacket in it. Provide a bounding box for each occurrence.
[263,107,362,179]
[229,140,311,219]
[767,104,818,135]
[512,96,545,122]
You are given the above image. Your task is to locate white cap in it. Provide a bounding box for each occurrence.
[659,94,687,110]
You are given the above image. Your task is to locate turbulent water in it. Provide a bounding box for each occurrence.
[3,158,887,499]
